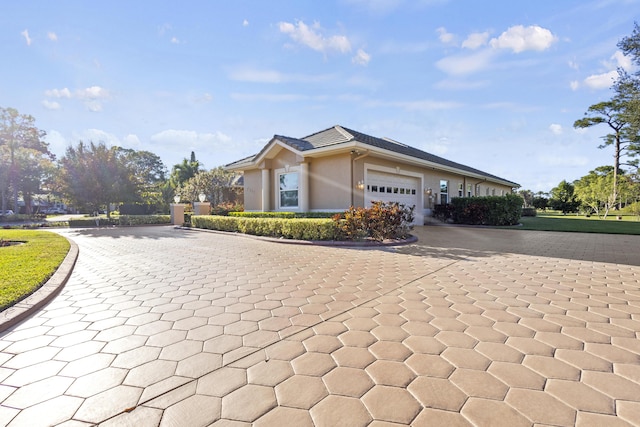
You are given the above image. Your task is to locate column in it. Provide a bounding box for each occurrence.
[193,202,210,215]
[299,162,309,212]
[170,203,185,225]
[261,168,270,212]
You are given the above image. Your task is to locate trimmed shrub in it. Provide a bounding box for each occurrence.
[521,207,537,217]
[450,194,523,226]
[229,211,338,219]
[433,204,455,222]
[118,215,171,225]
[69,217,117,227]
[119,203,157,215]
[191,215,339,240]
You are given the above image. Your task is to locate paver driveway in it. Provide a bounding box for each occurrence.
[1,225,640,426]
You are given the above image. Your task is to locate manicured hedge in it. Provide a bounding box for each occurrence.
[450,194,523,226]
[229,211,338,219]
[191,215,339,240]
[69,215,170,227]
[521,207,537,217]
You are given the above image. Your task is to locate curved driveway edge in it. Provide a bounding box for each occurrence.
[0,236,78,333]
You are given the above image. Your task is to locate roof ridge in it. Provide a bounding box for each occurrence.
[334,125,354,141]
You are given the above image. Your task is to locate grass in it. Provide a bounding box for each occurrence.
[519,211,640,234]
[0,230,70,311]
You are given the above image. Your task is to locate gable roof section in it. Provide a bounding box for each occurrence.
[226,125,519,187]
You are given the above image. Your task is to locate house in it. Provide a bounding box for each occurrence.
[225,125,520,225]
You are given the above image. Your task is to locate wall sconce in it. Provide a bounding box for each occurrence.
[198,193,206,203]
[356,180,365,190]
[425,188,432,196]
[173,195,181,203]
[284,164,290,172]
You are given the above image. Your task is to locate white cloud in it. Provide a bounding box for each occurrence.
[42,100,61,110]
[45,88,72,98]
[243,19,249,27]
[76,86,109,99]
[352,48,371,66]
[76,129,120,145]
[609,50,632,71]
[489,25,556,53]
[47,32,58,42]
[462,32,490,50]
[436,49,496,75]
[278,20,351,54]
[549,124,563,135]
[570,80,580,90]
[171,37,180,44]
[150,129,233,150]
[21,29,32,46]
[583,70,617,89]
[123,134,141,147]
[436,27,455,44]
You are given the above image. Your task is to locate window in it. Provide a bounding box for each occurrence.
[440,180,448,204]
[467,184,472,197]
[492,188,496,196]
[458,183,463,197]
[279,172,298,208]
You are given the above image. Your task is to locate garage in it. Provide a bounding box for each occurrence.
[366,170,420,208]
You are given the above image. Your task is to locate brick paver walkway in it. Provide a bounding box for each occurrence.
[0,225,639,426]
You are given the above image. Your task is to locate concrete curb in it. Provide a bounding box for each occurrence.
[0,237,78,333]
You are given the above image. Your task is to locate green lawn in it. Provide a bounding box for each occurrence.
[519,212,640,234]
[0,230,70,310]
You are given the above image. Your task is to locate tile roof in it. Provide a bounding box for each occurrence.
[226,125,519,187]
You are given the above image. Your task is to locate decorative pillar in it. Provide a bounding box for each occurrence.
[193,202,210,215]
[299,162,309,212]
[261,168,271,211]
[170,203,185,225]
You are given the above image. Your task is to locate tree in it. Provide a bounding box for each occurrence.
[0,107,51,213]
[177,167,242,206]
[549,180,580,214]
[59,141,134,216]
[574,167,615,217]
[169,151,200,190]
[517,189,534,207]
[117,148,167,206]
[574,24,640,212]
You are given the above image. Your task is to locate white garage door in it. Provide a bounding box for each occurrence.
[366,171,419,208]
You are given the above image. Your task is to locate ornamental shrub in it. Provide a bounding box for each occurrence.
[333,201,415,241]
[450,194,523,226]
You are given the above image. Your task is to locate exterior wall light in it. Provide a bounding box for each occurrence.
[356,181,365,190]
[198,193,206,202]
[173,195,181,203]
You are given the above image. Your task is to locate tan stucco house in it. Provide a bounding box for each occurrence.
[225,125,519,225]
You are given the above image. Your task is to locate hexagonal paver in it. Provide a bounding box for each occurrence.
[197,367,247,397]
[275,375,328,409]
[310,395,372,427]
[161,394,221,426]
[366,360,416,387]
[362,385,421,424]
[338,331,377,348]
[221,384,277,422]
[449,368,508,400]
[291,352,336,376]
[368,341,412,361]
[254,406,314,427]
[331,346,376,369]
[505,388,576,426]
[303,335,343,353]
[408,377,467,411]
[323,367,374,397]
[248,360,294,386]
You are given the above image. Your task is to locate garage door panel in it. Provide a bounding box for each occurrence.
[366,171,419,206]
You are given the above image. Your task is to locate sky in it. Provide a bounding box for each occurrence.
[1,0,638,192]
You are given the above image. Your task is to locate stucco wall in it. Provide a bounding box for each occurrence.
[309,154,352,210]
[243,170,262,211]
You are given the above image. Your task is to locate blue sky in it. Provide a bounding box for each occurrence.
[1,0,637,192]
